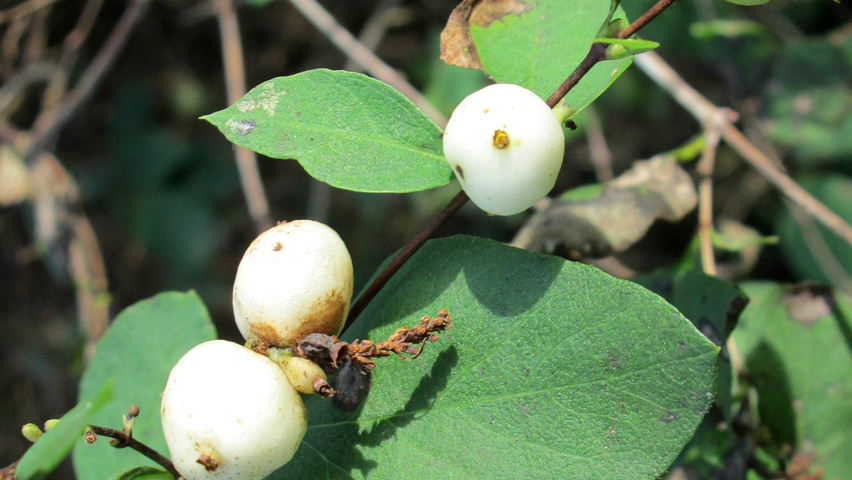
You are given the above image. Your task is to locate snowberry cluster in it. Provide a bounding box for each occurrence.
[160,220,353,480]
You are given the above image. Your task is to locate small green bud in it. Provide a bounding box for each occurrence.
[604,18,627,38]
[605,43,628,60]
[44,419,60,431]
[22,423,43,443]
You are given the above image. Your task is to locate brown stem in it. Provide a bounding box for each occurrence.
[546,0,677,109]
[88,425,182,479]
[343,0,679,331]
[344,190,468,330]
[616,0,677,41]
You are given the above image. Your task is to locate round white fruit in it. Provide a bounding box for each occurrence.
[160,340,307,480]
[442,83,565,215]
[233,220,354,347]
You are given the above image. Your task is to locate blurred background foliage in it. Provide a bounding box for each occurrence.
[1,0,851,478]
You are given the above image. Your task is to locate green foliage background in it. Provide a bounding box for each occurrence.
[2,0,852,479]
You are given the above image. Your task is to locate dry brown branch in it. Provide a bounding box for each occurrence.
[26,0,149,158]
[214,0,273,232]
[696,126,723,276]
[582,105,614,182]
[0,0,58,25]
[634,50,852,248]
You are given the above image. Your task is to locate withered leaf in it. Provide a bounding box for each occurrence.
[512,154,698,258]
[440,0,535,71]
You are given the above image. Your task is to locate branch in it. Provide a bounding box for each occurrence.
[215,0,273,232]
[87,425,182,479]
[344,190,469,329]
[546,0,678,108]
[634,50,852,248]
[25,0,149,159]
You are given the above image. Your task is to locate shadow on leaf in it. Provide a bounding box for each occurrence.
[275,346,458,479]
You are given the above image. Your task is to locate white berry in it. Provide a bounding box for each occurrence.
[442,83,565,215]
[233,220,354,347]
[160,340,306,480]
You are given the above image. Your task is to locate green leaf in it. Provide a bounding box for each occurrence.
[775,175,852,288]
[72,291,216,480]
[203,69,452,193]
[470,0,633,111]
[273,235,718,479]
[15,380,114,480]
[762,39,852,163]
[672,270,748,421]
[723,0,770,5]
[732,282,852,478]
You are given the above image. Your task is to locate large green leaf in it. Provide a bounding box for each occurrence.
[272,235,718,479]
[470,0,633,111]
[73,291,216,480]
[732,282,852,478]
[203,69,452,193]
[15,381,114,480]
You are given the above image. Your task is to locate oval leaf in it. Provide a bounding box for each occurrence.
[273,235,718,479]
[72,291,216,480]
[203,69,452,193]
[469,0,633,111]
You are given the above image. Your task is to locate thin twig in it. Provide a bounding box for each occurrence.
[634,50,852,247]
[0,0,58,25]
[287,0,447,127]
[546,0,678,109]
[343,0,681,330]
[696,127,722,276]
[786,200,852,297]
[25,0,149,159]
[344,190,469,330]
[215,0,273,232]
[582,105,614,181]
[88,425,182,479]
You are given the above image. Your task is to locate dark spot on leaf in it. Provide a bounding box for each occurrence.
[658,411,677,424]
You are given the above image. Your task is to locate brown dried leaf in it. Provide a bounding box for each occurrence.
[512,154,698,258]
[440,0,535,71]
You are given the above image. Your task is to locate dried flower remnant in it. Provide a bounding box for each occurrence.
[291,309,453,410]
